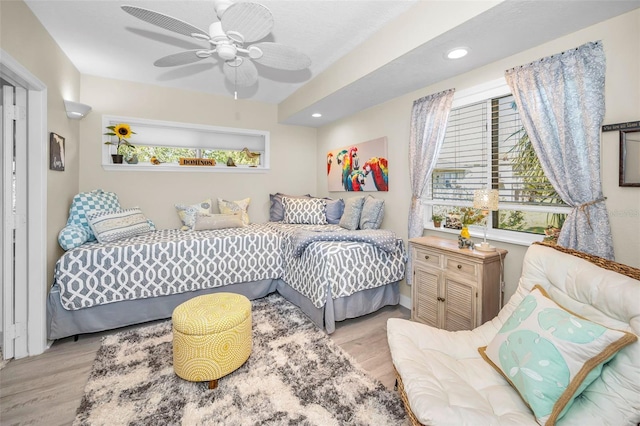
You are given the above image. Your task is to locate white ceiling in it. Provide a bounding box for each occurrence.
[25,0,640,127]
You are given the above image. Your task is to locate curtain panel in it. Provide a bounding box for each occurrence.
[407,89,455,283]
[505,41,614,259]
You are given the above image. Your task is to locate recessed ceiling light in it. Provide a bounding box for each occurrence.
[312,113,322,118]
[446,47,469,59]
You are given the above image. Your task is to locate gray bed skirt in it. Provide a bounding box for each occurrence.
[47,280,400,340]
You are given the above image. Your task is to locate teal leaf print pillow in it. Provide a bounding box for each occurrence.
[479,285,637,425]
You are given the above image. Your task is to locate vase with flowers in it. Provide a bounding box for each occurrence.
[453,207,484,238]
[104,123,136,164]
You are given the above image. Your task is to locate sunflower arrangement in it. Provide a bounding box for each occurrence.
[104,123,136,154]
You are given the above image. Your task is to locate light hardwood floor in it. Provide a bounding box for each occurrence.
[0,303,410,426]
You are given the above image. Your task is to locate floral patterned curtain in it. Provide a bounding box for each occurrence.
[505,41,614,259]
[407,89,455,283]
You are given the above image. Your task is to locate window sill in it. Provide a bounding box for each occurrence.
[102,163,269,173]
[424,224,544,247]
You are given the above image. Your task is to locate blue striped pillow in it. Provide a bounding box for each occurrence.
[87,207,152,243]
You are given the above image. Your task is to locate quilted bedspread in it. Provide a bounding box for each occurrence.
[55,224,283,310]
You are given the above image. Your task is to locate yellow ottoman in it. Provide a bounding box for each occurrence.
[172,293,252,389]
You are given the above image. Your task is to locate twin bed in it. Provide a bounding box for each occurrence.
[47,222,406,339]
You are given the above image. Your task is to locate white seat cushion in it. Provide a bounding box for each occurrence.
[388,318,537,425]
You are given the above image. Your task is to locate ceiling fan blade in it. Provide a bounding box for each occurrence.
[154,50,211,67]
[122,5,209,39]
[223,59,258,87]
[251,42,311,71]
[220,2,273,43]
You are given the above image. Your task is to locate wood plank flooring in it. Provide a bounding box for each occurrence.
[0,303,410,426]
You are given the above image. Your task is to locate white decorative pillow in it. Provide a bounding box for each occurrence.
[479,285,637,425]
[87,207,152,243]
[218,198,250,226]
[175,199,212,231]
[193,213,245,231]
[282,197,327,225]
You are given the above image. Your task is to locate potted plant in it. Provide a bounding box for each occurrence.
[104,123,135,164]
[432,214,444,228]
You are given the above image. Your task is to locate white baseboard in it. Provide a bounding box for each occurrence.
[399,294,411,310]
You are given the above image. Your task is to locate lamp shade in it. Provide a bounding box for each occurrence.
[473,189,499,211]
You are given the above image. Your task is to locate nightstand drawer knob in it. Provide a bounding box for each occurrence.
[457,264,462,269]
[424,255,430,260]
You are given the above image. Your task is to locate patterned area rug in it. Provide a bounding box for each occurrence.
[74,294,408,425]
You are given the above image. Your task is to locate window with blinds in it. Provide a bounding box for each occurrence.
[428,92,567,235]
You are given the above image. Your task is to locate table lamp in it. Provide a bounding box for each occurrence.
[473,189,499,252]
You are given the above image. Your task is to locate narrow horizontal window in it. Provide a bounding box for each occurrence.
[102,115,269,172]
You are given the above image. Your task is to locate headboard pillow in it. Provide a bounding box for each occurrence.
[359,195,385,230]
[87,207,152,243]
[175,199,212,231]
[282,197,327,225]
[218,198,251,226]
[193,212,245,230]
[324,198,345,224]
[269,193,311,222]
[338,196,365,231]
[58,189,121,250]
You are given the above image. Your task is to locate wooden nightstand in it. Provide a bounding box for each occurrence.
[409,236,507,331]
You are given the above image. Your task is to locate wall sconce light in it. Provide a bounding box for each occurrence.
[64,100,92,120]
[473,189,499,252]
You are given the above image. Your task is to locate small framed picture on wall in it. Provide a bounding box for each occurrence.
[50,132,65,171]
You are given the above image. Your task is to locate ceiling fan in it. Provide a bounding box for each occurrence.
[121,0,311,93]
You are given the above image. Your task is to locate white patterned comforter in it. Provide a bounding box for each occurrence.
[55,224,283,310]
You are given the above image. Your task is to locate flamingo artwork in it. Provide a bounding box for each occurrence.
[341,147,359,191]
[363,157,388,191]
[327,152,333,175]
[347,170,366,191]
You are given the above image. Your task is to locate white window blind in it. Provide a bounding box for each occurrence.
[432,94,565,208]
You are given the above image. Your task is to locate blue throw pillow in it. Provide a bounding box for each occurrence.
[325,198,345,224]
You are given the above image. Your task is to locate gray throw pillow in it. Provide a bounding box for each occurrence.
[339,196,365,230]
[359,196,385,229]
[269,193,311,222]
[282,197,327,225]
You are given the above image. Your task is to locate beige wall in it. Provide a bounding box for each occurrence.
[0,0,82,282]
[79,75,318,229]
[316,10,640,304]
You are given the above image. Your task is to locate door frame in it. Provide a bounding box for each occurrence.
[0,48,48,356]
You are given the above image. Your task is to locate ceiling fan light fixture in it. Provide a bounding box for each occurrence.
[217,43,238,60]
[446,47,469,59]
